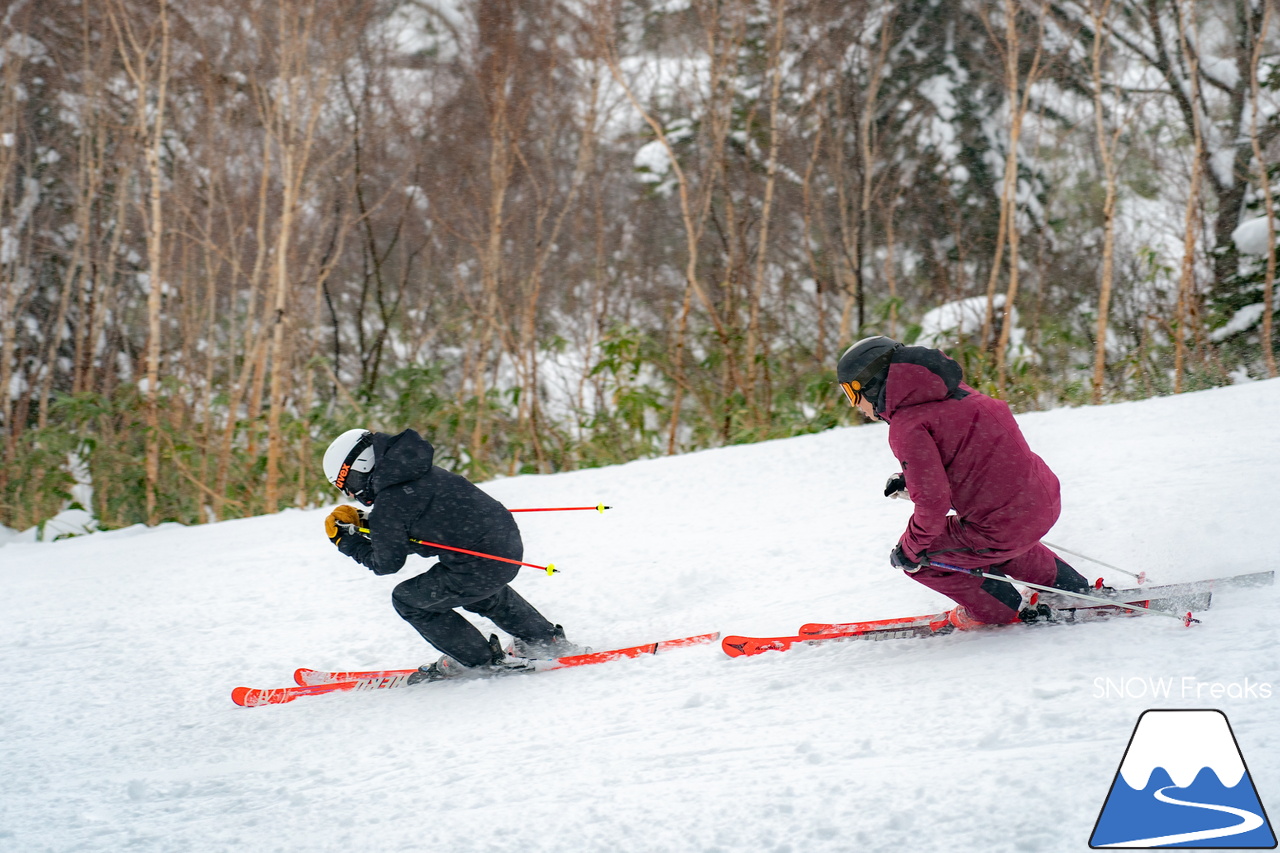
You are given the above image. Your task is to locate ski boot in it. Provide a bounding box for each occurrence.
[407,635,538,685]
[945,605,985,631]
[509,624,590,660]
[1032,558,1117,610]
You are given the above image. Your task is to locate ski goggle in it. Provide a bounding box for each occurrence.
[839,381,865,407]
[837,348,896,409]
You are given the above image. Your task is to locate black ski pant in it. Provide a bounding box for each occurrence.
[390,527,557,667]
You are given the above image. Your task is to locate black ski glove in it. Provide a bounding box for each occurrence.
[884,473,909,500]
[890,543,925,573]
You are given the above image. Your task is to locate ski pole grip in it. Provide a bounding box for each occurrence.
[929,560,980,575]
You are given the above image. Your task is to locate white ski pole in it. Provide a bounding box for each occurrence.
[1043,540,1147,585]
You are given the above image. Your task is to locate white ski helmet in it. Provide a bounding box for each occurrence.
[323,428,376,504]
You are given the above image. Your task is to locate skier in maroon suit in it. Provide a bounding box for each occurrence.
[836,336,1092,627]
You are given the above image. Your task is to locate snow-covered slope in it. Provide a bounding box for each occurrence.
[3,380,1278,853]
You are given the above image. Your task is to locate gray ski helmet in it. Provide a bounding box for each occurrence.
[836,336,902,408]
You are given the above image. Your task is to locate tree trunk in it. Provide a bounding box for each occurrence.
[1249,1,1277,379]
[1090,0,1118,404]
[1173,0,1204,394]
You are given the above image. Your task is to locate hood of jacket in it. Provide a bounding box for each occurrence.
[368,429,436,497]
[876,346,967,420]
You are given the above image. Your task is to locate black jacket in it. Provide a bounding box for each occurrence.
[337,430,520,576]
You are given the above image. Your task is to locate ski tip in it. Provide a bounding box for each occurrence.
[720,635,792,658]
[294,668,315,686]
[720,636,751,658]
[230,687,255,707]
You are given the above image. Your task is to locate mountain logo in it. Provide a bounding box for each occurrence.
[1090,709,1276,848]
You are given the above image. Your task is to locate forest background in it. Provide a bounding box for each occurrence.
[1,0,1278,533]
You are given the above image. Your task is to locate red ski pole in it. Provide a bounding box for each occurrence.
[357,527,558,575]
[509,503,611,514]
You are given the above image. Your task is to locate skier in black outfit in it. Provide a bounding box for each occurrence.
[322,428,581,683]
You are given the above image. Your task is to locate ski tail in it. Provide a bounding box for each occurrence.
[233,672,415,707]
[295,666,415,687]
[1047,591,1211,619]
[540,631,720,670]
[1069,570,1272,605]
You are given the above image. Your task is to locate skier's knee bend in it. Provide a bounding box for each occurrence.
[978,573,1024,619]
[391,588,418,620]
[391,582,446,618]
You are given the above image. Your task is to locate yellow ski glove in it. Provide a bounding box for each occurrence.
[324,505,362,546]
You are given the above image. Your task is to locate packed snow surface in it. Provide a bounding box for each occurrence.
[3,380,1279,852]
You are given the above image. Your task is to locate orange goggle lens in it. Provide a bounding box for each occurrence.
[840,381,863,407]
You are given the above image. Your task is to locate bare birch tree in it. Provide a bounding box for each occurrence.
[984,0,1050,396]
[108,0,171,525]
[250,0,346,511]
[1248,0,1277,379]
[1085,0,1131,404]
[1173,0,1204,393]
[598,0,742,452]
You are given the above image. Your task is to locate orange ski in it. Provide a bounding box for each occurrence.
[721,619,950,658]
[233,632,721,707]
[798,612,953,637]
